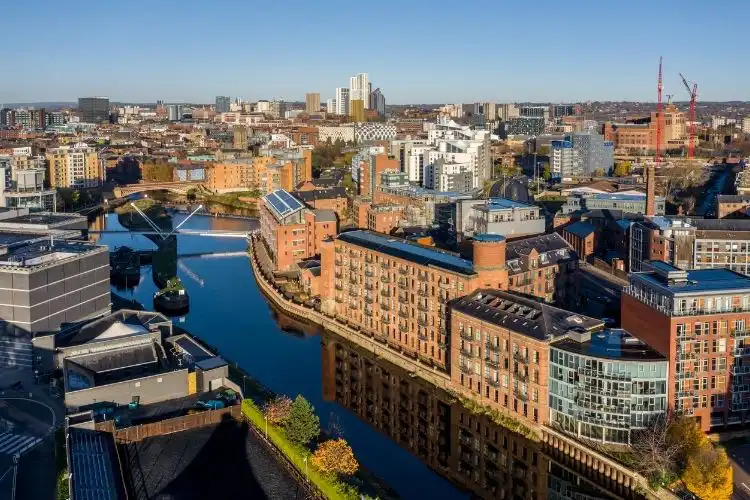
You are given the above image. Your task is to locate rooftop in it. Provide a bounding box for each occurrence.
[551,328,666,362]
[633,262,750,296]
[57,310,169,348]
[313,209,337,222]
[67,343,158,374]
[68,427,127,500]
[563,221,596,238]
[291,186,347,203]
[505,233,574,272]
[452,289,603,341]
[262,189,304,220]
[337,230,476,276]
[0,211,87,229]
[0,241,106,270]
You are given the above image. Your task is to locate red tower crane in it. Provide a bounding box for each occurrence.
[679,72,698,160]
[655,57,663,166]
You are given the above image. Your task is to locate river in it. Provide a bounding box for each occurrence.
[91,210,638,500]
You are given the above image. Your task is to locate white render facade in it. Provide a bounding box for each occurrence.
[335,88,350,116]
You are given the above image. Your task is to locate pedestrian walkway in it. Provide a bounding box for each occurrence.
[0,432,41,458]
[0,337,32,369]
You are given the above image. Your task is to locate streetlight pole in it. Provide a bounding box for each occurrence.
[264,413,268,439]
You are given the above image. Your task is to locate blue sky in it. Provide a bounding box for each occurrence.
[3,0,748,104]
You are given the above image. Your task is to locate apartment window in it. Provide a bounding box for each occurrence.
[701,377,708,390]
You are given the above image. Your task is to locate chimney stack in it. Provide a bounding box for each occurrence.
[646,164,655,216]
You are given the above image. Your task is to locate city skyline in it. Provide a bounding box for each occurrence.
[4,0,749,104]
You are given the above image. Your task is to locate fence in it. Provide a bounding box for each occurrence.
[106,405,241,444]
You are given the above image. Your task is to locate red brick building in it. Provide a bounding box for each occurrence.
[561,221,596,261]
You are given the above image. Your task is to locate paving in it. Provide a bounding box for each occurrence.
[119,419,306,499]
[727,441,750,499]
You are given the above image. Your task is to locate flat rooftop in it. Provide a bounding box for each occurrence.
[452,289,603,340]
[68,427,127,500]
[481,198,536,210]
[552,328,666,362]
[633,262,750,296]
[119,419,301,499]
[0,240,106,269]
[338,230,476,276]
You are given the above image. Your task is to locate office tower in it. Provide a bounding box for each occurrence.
[215,96,231,114]
[335,88,349,116]
[78,97,110,123]
[166,104,184,122]
[349,99,365,122]
[349,73,370,109]
[370,88,385,117]
[305,93,320,113]
[326,99,336,114]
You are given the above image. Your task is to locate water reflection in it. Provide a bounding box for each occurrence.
[320,331,642,500]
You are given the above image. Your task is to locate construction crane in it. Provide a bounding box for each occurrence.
[655,57,664,166]
[679,72,698,160]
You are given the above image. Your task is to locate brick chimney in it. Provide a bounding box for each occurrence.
[646,165,655,216]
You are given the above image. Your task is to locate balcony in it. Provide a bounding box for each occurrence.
[364,296,374,304]
[461,349,478,359]
[380,263,389,271]
[380,289,390,297]
[364,308,373,317]
[460,364,474,375]
[398,295,408,303]
[460,331,473,341]
[418,334,428,341]
[486,377,500,388]
[399,324,408,333]
[398,281,408,290]
[513,352,528,364]
[417,288,428,297]
[381,275,391,284]
[733,365,750,375]
[334,283,343,291]
[365,269,375,277]
[486,343,500,352]
[734,347,750,357]
[417,303,428,312]
[380,302,390,311]
[335,296,343,303]
[335,246,343,254]
[348,288,358,297]
[515,371,528,382]
[732,330,750,338]
[417,273,428,282]
[484,358,499,369]
[398,267,408,276]
[514,389,528,401]
[364,283,374,291]
[334,258,343,266]
[438,294,449,304]
[349,277,359,285]
[398,310,409,319]
[382,316,391,325]
[365,255,374,264]
[579,367,631,381]
[417,317,428,327]
[334,272,343,279]
[349,303,358,310]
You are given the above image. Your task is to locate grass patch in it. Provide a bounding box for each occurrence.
[241,399,357,500]
[55,428,68,500]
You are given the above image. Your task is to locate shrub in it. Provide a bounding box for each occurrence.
[312,439,359,477]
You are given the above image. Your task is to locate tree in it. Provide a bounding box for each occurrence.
[264,395,292,425]
[666,415,705,468]
[311,439,359,477]
[542,165,551,181]
[285,395,320,446]
[613,161,632,177]
[186,188,198,202]
[593,167,606,177]
[631,416,682,485]
[683,442,733,500]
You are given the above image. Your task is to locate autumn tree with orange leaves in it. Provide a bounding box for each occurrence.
[311,439,359,477]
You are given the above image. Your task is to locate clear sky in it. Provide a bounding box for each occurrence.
[3,0,748,104]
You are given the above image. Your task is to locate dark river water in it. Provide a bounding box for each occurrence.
[91,210,636,500]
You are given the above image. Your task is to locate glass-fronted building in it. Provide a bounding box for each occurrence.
[548,329,668,445]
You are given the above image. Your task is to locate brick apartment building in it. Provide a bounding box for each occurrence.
[561,221,596,261]
[259,189,337,271]
[291,186,348,220]
[366,204,404,234]
[622,261,750,430]
[358,153,399,199]
[450,289,603,427]
[717,195,750,219]
[320,231,508,371]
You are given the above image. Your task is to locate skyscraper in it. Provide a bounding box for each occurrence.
[335,88,349,116]
[370,88,385,117]
[349,99,365,122]
[349,73,370,109]
[166,104,184,122]
[78,97,109,123]
[305,93,320,113]
[215,96,231,114]
[326,99,336,114]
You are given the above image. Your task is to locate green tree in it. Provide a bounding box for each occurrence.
[285,395,320,446]
[542,165,551,181]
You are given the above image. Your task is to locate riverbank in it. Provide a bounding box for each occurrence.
[247,236,674,499]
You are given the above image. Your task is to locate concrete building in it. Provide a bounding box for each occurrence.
[422,159,473,193]
[497,103,520,122]
[78,97,109,123]
[357,153,399,199]
[326,98,336,115]
[561,193,665,216]
[46,142,104,188]
[370,88,386,117]
[550,140,574,180]
[0,239,109,334]
[390,140,431,184]
[319,231,509,371]
[259,189,337,271]
[349,73,370,109]
[35,309,233,412]
[215,96,231,114]
[454,198,545,241]
[568,131,614,176]
[335,88,350,116]
[269,100,286,119]
[305,93,320,113]
[451,288,603,428]
[622,261,750,430]
[549,328,668,445]
[355,123,397,142]
[318,125,355,144]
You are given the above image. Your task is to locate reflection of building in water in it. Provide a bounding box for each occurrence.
[87,213,106,242]
[321,333,637,500]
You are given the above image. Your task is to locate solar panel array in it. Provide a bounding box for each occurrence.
[263,190,304,218]
[69,428,122,500]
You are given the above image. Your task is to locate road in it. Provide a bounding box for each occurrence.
[696,165,731,217]
[575,264,625,322]
[728,441,750,499]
